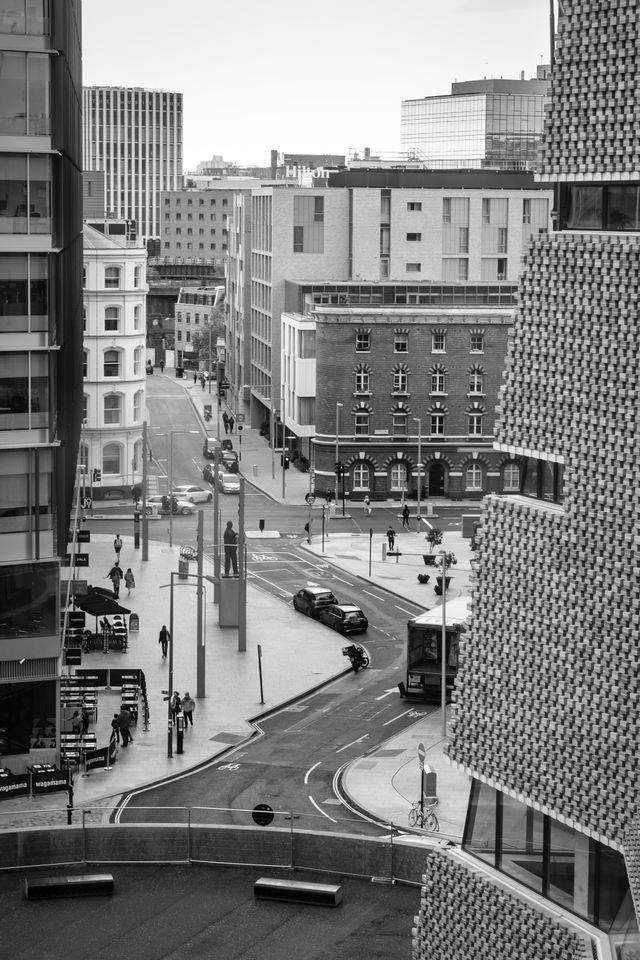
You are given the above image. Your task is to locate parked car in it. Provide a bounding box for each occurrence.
[202,463,219,485]
[171,484,213,504]
[221,449,239,473]
[318,603,368,635]
[203,436,233,459]
[292,586,339,618]
[146,495,196,516]
[217,472,240,494]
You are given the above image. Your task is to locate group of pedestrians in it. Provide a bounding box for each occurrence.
[169,690,195,728]
[110,706,133,747]
[106,534,135,599]
[222,412,235,434]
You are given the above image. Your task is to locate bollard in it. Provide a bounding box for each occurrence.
[176,712,184,754]
[259,519,265,532]
[66,804,73,826]
[382,543,387,561]
[133,510,141,549]
[253,464,258,477]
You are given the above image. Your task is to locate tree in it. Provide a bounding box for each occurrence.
[189,307,225,363]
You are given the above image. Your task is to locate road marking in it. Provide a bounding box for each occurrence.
[363,589,385,600]
[247,570,292,596]
[332,576,353,586]
[375,688,398,701]
[382,709,416,726]
[394,603,417,616]
[217,762,240,771]
[309,794,338,822]
[335,734,369,754]
[304,761,322,784]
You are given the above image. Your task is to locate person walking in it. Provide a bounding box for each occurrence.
[159,359,165,373]
[124,568,135,596]
[181,692,195,728]
[223,520,239,576]
[193,370,197,385]
[106,561,123,598]
[170,691,182,722]
[158,624,170,659]
[386,526,396,551]
[401,503,410,528]
[118,705,132,747]
[363,494,371,515]
[113,533,123,561]
[222,412,229,434]
[81,705,90,734]
[228,415,235,433]
[110,713,121,745]
[71,710,82,735]
[200,373,206,390]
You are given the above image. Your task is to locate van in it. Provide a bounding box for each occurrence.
[202,436,233,459]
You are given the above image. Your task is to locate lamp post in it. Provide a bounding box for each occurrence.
[163,572,207,758]
[439,550,447,739]
[158,429,198,548]
[335,401,343,504]
[413,417,422,532]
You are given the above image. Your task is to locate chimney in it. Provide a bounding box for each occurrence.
[520,70,525,80]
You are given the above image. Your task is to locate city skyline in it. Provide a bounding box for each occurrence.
[82,0,552,171]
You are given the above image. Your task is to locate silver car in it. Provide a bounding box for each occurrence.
[172,484,213,504]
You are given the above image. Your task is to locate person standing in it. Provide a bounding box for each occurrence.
[71,710,82,735]
[170,691,182,722]
[158,624,170,659]
[193,370,197,385]
[222,412,229,434]
[363,495,371,515]
[106,561,123,598]
[223,520,239,576]
[181,692,195,728]
[124,568,135,596]
[228,415,235,433]
[159,359,165,373]
[200,373,206,390]
[118,705,132,747]
[110,713,121,745]
[401,503,410,528]
[113,533,123,561]
[81,705,90,735]
[386,526,396,551]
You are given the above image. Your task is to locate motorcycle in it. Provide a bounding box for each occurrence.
[342,644,369,673]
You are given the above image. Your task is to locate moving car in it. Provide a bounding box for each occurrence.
[146,495,196,516]
[318,603,368,635]
[171,484,213,504]
[202,436,233,459]
[292,586,339,618]
[217,472,240,494]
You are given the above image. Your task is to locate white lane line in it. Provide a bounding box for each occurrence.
[394,604,416,616]
[304,761,322,784]
[363,589,385,600]
[248,570,292,596]
[309,794,338,823]
[335,734,369,754]
[382,708,416,726]
[332,576,353,586]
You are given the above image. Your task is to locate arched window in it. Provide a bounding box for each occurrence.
[355,369,370,393]
[392,409,408,436]
[133,346,142,375]
[105,266,121,289]
[430,409,445,435]
[469,368,484,394]
[82,350,88,378]
[390,462,409,492]
[103,443,121,475]
[82,395,88,422]
[430,365,446,394]
[104,394,121,425]
[352,463,370,491]
[133,390,143,421]
[134,264,142,288]
[104,349,120,378]
[468,411,484,436]
[503,461,520,492]
[104,306,120,331]
[465,464,483,491]
[392,363,410,394]
[134,305,141,330]
[354,410,369,435]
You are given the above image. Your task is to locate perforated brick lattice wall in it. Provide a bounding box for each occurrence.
[412,854,589,960]
[539,0,640,179]
[625,820,640,933]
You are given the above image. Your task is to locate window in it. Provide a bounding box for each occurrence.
[432,332,446,352]
[314,196,324,222]
[442,258,468,281]
[430,411,445,435]
[470,332,484,352]
[354,411,369,435]
[392,411,408,435]
[103,350,119,378]
[355,330,370,352]
[355,370,370,393]
[104,394,121,425]
[352,463,370,491]
[431,369,446,393]
[82,351,87,378]
[503,462,520,491]
[103,442,121,475]
[482,198,491,224]
[134,305,141,330]
[293,225,303,252]
[407,202,422,211]
[133,347,141,375]
[298,329,316,358]
[104,266,121,289]
[390,462,408,492]
[394,332,408,353]
[522,198,531,224]
[133,390,143,421]
[497,227,508,254]
[0,52,50,136]
[497,258,507,280]
[104,306,120,331]
[443,198,451,223]
[393,370,408,394]
[406,263,421,272]
[469,369,484,393]
[465,464,483,491]
[406,233,422,241]
[468,412,483,435]
[134,265,142,288]
[521,457,564,504]
[459,227,469,253]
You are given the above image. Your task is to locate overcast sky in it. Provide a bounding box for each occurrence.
[82,0,552,171]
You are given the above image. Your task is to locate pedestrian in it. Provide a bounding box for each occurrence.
[110,713,121,744]
[81,706,90,734]
[325,490,333,505]
[223,520,239,576]
[228,415,235,433]
[118,705,132,747]
[363,494,371,515]
[170,691,181,721]
[158,624,170,659]
[159,359,165,373]
[193,370,197,385]
[402,503,410,528]
[200,373,205,390]
[124,567,135,596]
[106,561,123,598]
[386,526,396,551]
[71,710,82,735]
[113,533,123,560]
[222,412,229,434]
[181,692,195,728]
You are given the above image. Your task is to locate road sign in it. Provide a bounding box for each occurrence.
[77,529,91,543]
[74,553,89,567]
[236,413,245,424]
[252,803,274,827]
[305,493,316,505]
[417,742,426,769]
[81,497,93,509]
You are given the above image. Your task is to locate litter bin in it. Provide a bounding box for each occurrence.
[175,366,184,379]
[178,557,189,580]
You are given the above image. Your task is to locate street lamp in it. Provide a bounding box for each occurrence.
[438,549,447,739]
[413,417,422,532]
[156,429,198,548]
[335,401,343,504]
[162,572,207,758]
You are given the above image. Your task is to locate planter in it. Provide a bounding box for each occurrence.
[422,554,437,566]
[434,576,451,596]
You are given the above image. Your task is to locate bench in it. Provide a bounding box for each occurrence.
[24,873,114,900]
[254,877,342,907]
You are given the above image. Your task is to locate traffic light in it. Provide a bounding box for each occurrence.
[335,461,343,478]
[92,468,101,482]
[283,456,290,470]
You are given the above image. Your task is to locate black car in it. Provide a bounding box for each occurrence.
[318,603,368,635]
[221,449,239,473]
[292,586,338,618]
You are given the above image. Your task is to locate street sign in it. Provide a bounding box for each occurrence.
[64,648,82,666]
[77,529,90,543]
[305,493,316,505]
[417,742,426,769]
[236,413,245,424]
[252,803,274,827]
[74,553,89,567]
[81,497,93,509]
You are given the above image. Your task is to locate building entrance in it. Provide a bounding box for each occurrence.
[428,462,445,496]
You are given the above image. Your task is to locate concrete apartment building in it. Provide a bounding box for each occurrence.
[0,1,83,770]
[82,222,147,500]
[82,86,183,242]
[412,3,640,957]
[160,187,236,262]
[401,66,551,169]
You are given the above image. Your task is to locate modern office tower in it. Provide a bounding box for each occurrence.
[0,1,83,767]
[82,222,147,501]
[401,67,550,170]
[413,3,640,958]
[82,87,183,242]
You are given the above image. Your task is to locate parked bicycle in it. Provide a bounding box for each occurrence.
[408,798,439,832]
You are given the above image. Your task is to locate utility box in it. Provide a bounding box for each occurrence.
[178,558,189,580]
[219,577,239,627]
